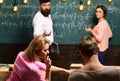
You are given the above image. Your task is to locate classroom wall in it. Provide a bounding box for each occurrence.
[0,44,120,66]
[0,0,120,81]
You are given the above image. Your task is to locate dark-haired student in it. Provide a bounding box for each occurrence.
[85,5,112,64]
[68,36,120,81]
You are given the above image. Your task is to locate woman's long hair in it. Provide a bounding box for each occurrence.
[25,36,50,62]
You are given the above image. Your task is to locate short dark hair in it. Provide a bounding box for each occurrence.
[39,0,50,4]
[78,36,99,57]
[96,5,107,17]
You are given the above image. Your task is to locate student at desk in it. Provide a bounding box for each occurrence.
[7,36,69,81]
[68,36,120,81]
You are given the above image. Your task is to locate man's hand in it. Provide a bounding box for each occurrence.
[44,30,51,36]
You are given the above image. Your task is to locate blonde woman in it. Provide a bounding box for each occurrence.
[7,36,69,81]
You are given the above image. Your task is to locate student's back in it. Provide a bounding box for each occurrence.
[68,36,120,81]
[68,66,120,81]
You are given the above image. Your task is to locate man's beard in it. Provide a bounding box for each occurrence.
[41,9,50,17]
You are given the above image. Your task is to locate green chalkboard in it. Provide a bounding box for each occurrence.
[51,0,120,45]
[0,0,120,45]
[0,0,39,44]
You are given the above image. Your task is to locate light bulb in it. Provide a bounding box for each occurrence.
[78,0,84,11]
[0,0,4,4]
[78,4,84,11]
[87,0,91,6]
[23,0,28,4]
[13,5,19,12]
[61,0,67,2]
[108,0,112,3]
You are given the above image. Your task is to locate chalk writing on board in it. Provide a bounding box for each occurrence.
[51,0,120,44]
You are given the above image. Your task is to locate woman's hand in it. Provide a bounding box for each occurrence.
[85,28,92,32]
[44,56,51,81]
[44,56,51,70]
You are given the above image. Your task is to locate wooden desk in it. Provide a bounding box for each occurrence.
[0,64,13,81]
[70,63,83,70]
[70,63,120,71]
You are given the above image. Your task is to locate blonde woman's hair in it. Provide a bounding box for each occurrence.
[25,36,50,62]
